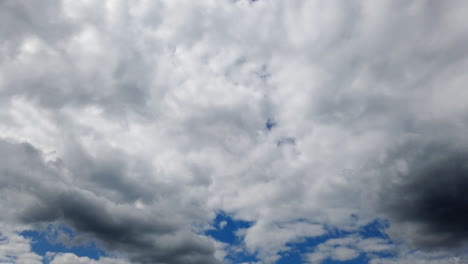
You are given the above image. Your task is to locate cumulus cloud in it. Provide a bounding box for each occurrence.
[1,0,468,263]
[242,221,325,263]
[0,139,218,264]
[0,229,42,264]
[305,235,394,263]
[46,253,129,264]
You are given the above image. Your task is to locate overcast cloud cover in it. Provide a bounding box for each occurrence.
[1,0,468,263]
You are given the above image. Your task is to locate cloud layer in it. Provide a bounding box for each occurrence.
[2,0,468,263]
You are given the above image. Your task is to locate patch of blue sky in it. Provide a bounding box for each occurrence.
[205,211,253,244]
[20,214,395,264]
[20,225,106,262]
[279,219,394,264]
[358,218,390,239]
[289,219,395,263]
[207,211,396,264]
[266,119,276,131]
[205,211,259,263]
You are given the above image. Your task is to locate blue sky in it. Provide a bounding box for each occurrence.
[21,226,106,262]
[21,212,395,264]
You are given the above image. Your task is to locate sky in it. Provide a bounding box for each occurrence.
[1,0,468,263]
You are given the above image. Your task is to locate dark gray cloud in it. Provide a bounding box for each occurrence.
[379,140,468,249]
[0,139,218,264]
[21,190,217,264]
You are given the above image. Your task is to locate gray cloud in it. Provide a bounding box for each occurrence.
[2,0,468,263]
[0,139,218,264]
[0,0,76,54]
[378,140,468,249]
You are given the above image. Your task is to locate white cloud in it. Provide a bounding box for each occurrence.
[0,228,42,264]
[305,235,394,264]
[243,221,325,263]
[218,221,227,230]
[331,247,360,262]
[47,252,129,264]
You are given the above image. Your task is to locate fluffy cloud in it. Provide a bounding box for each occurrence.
[0,139,218,264]
[1,0,468,263]
[305,235,394,263]
[0,229,42,264]
[242,221,325,263]
[47,253,129,264]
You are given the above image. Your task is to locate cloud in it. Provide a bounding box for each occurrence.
[1,0,468,263]
[218,221,228,230]
[242,221,325,263]
[0,229,42,264]
[0,0,76,57]
[47,253,129,264]
[0,139,218,264]
[369,250,467,264]
[377,140,468,249]
[305,235,394,264]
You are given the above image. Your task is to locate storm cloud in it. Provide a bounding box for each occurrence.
[378,140,468,249]
[0,139,218,264]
